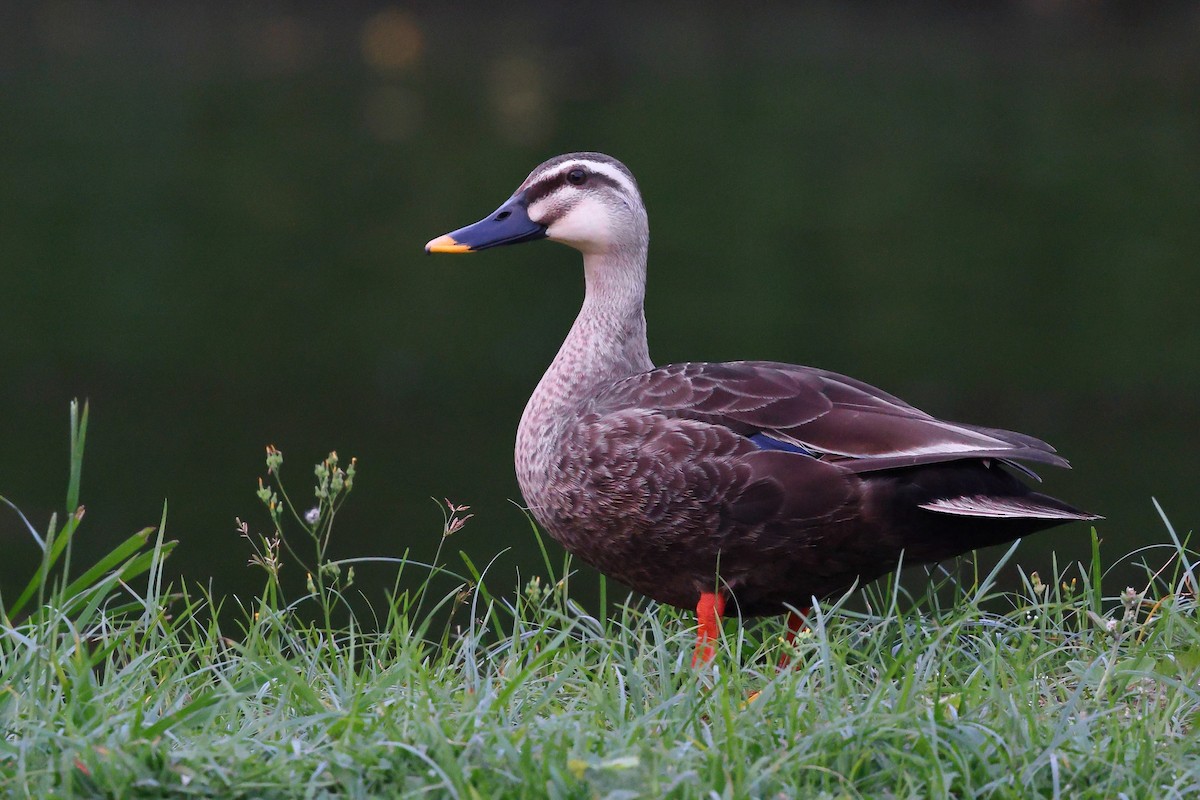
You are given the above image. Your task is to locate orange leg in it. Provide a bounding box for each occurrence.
[777,607,811,670]
[692,591,726,666]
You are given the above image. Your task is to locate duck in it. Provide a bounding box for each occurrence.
[425,152,1099,665]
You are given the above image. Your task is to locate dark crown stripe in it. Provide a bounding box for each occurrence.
[532,152,637,186]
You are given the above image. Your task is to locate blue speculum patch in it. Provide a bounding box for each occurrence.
[748,433,817,457]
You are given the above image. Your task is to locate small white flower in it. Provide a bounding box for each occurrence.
[304,507,320,525]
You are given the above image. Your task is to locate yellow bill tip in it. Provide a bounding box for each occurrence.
[424,234,473,253]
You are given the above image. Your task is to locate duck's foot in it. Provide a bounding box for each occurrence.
[692,591,726,666]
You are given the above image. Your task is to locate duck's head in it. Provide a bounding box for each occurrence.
[425,152,646,257]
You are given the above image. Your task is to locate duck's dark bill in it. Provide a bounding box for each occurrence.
[425,194,548,253]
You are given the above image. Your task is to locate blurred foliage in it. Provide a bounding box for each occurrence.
[1,2,1197,603]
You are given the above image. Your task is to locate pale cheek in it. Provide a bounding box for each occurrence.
[546,202,611,251]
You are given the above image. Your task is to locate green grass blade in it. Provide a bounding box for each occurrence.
[8,512,84,618]
[66,399,88,516]
[0,494,46,550]
[54,528,156,603]
[138,669,284,740]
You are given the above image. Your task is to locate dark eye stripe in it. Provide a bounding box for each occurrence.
[525,173,568,205]
[525,168,625,206]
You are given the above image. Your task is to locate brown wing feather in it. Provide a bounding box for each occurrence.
[590,361,1068,473]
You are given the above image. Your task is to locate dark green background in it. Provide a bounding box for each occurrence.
[2,3,1197,607]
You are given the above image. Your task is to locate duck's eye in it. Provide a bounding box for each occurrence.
[567,168,587,186]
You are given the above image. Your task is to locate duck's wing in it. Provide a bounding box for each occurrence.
[590,361,1069,475]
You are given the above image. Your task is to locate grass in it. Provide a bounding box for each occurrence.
[2,404,1199,798]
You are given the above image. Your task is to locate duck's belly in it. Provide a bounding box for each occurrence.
[526,480,872,615]
[515,414,868,614]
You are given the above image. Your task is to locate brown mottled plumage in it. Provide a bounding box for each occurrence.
[426,152,1099,661]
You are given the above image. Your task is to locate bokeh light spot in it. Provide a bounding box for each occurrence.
[488,55,554,145]
[361,8,423,73]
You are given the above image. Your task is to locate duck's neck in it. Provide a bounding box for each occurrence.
[545,244,653,405]
[577,243,653,373]
[517,244,653,487]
